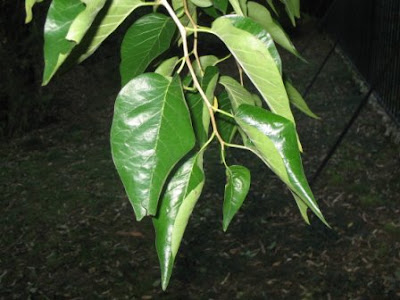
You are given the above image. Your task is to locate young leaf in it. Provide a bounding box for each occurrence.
[153,151,205,290]
[216,91,237,143]
[223,165,251,231]
[66,0,107,44]
[42,0,85,85]
[247,1,303,59]
[155,57,180,77]
[211,16,295,124]
[283,0,300,26]
[284,80,320,119]
[78,0,146,62]
[111,74,195,221]
[266,0,279,16]
[120,13,176,86]
[235,104,328,226]
[219,76,256,111]
[25,0,43,23]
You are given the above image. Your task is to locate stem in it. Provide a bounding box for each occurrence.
[161,0,225,150]
[214,108,234,119]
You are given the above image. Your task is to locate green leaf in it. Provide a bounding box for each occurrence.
[223,165,251,231]
[283,0,300,26]
[186,66,218,146]
[120,13,176,86]
[190,0,212,8]
[235,104,328,226]
[78,0,146,62]
[173,0,197,27]
[42,0,85,85]
[214,0,228,13]
[155,57,180,77]
[193,55,219,78]
[25,0,43,23]
[216,91,237,143]
[219,75,256,112]
[266,0,279,16]
[111,74,195,221]
[211,16,294,124]
[153,151,205,290]
[247,1,303,59]
[66,0,107,44]
[251,93,263,107]
[284,80,320,119]
[292,192,310,224]
[228,0,245,15]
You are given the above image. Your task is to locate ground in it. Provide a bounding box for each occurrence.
[1,21,400,299]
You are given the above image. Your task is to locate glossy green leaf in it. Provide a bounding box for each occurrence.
[223,165,251,231]
[292,192,310,224]
[66,0,106,44]
[266,0,279,16]
[25,0,43,23]
[247,1,302,59]
[284,80,320,119]
[153,151,205,290]
[211,16,294,124]
[283,0,300,26]
[42,0,85,85]
[235,104,328,226]
[219,76,256,111]
[155,57,179,77]
[110,74,195,221]
[216,91,237,143]
[78,0,146,62]
[190,0,212,7]
[120,13,176,86]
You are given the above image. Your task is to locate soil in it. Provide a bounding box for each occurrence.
[1,21,400,299]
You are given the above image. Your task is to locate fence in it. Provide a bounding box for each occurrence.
[322,0,400,126]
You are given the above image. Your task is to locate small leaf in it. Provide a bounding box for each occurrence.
[284,80,320,119]
[111,74,195,221]
[155,57,180,77]
[235,104,328,226]
[78,0,146,62]
[283,0,300,26]
[193,55,219,78]
[219,76,256,112]
[216,91,237,143]
[266,0,279,16]
[42,0,85,85]
[223,165,251,231]
[153,151,205,290]
[66,0,107,44]
[120,13,176,86]
[25,0,43,23]
[247,1,303,59]
[211,16,294,124]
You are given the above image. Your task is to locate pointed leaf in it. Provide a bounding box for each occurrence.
[266,0,279,16]
[111,74,195,221]
[235,104,328,225]
[283,0,300,26]
[153,151,205,290]
[155,57,179,77]
[223,165,251,231]
[216,91,237,143]
[219,76,256,112]
[211,16,294,124]
[66,0,107,44]
[228,0,245,15]
[25,0,43,23]
[78,0,146,62]
[42,0,86,85]
[292,192,310,224]
[247,1,303,59]
[284,80,320,119]
[214,0,228,13]
[120,13,176,86]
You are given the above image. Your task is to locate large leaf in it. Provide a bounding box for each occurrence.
[78,0,146,62]
[155,57,179,77]
[235,104,328,225]
[211,16,294,124]
[284,80,319,119]
[42,0,85,85]
[25,0,43,23]
[111,74,195,221]
[216,91,237,143]
[153,151,205,290]
[219,75,256,111]
[247,1,302,58]
[120,13,176,86]
[66,0,107,44]
[223,165,251,231]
